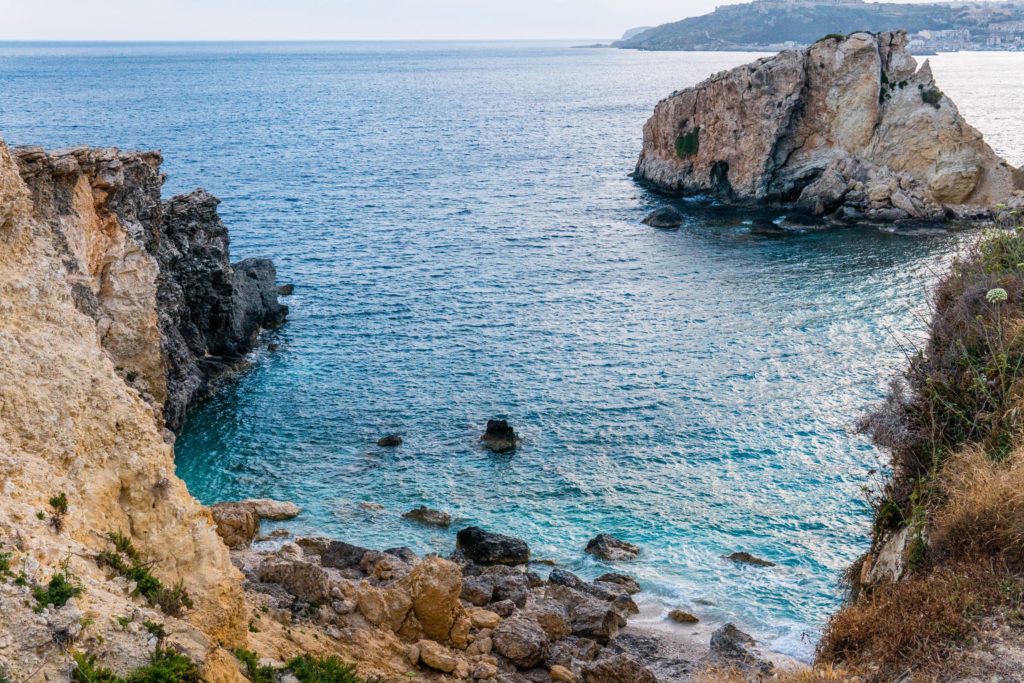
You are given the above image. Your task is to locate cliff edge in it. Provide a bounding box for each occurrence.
[636,31,1023,222]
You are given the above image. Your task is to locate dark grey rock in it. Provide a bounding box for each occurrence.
[377,434,403,447]
[461,575,494,606]
[580,653,656,682]
[481,419,518,453]
[708,623,773,674]
[456,526,530,565]
[724,551,776,567]
[493,616,549,669]
[642,205,684,228]
[278,283,295,296]
[585,534,640,561]
[594,573,641,595]
[483,566,530,607]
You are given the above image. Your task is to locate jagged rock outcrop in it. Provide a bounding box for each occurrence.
[636,31,1024,222]
[13,147,287,432]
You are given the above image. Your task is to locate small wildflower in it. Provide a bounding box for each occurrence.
[987,288,1009,304]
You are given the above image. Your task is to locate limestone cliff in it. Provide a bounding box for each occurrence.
[636,31,1023,222]
[0,140,248,680]
[14,147,287,433]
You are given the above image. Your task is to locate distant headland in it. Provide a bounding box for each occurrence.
[613,0,1024,53]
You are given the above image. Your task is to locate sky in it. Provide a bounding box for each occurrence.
[0,0,950,41]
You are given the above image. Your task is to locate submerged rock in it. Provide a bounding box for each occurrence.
[456,526,530,565]
[278,283,295,296]
[377,434,403,447]
[481,419,518,452]
[724,551,775,567]
[402,505,451,527]
[641,205,684,228]
[585,534,640,561]
[635,31,1022,221]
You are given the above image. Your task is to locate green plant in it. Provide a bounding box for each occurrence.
[96,534,193,617]
[50,492,68,515]
[816,33,847,43]
[116,615,132,630]
[143,620,166,641]
[234,649,278,683]
[286,655,362,683]
[49,492,69,532]
[73,652,123,683]
[921,85,943,107]
[37,511,46,521]
[32,561,83,611]
[14,571,28,586]
[125,370,139,383]
[0,544,11,578]
[674,127,701,159]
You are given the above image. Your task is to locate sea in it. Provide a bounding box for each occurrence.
[3,41,1023,660]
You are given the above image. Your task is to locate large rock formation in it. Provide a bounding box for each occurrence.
[636,31,1023,222]
[14,147,287,432]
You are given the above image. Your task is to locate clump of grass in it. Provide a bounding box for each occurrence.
[285,655,362,683]
[32,561,83,612]
[675,127,701,159]
[73,649,201,683]
[233,649,277,683]
[96,532,193,617]
[0,543,11,578]
[698,663,854,682]
[143,620,166,642]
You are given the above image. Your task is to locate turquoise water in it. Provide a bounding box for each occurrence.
[3,41,1020,660]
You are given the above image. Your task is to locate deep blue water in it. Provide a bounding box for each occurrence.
[4,41,1022,660]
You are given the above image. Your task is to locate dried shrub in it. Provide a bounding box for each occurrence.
[818,564,1022,680]
[931,446,1024,566]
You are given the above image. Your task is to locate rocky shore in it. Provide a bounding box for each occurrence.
[210,506,786,682]
[635,31,1024,224]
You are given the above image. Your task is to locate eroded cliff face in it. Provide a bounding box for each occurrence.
[636,31,1023,221]
[14,147,287,433]
[0,140,248,680]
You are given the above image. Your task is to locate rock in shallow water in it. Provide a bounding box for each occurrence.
[641,205,684,228]
[456,526,530,565]
[724,551,775,567]
[376,434,403,447]
[481,419,518,452]
[585,534,640,561]
[402,505,451,527]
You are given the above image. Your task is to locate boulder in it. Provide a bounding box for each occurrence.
[585,534,640,561]
[580,654,656,683]
[377,434,403,447]
[461,575,495,606]
[483,565,530,607]
[545,584,622,644]
[355,584,413,632]
[402,505,452,527]
[548,569,637,615]
[457,526,530,565]
[481,419,518,453]
[470,608,502,630]
[234,498,300,520]
[402,557,465,642]
[257,556,332,603]
[417,639,459,673]
[210,502,260,548]
[550,664,577,683]
[522,599,572,640]
[493,616,550,669]
[320,540,372,572]
[723,551,775,567]
[708,623,773,675]
[641,206,684,228]
[278,283,295,296]
[594,573,641,595]
[667,609,699,624]
[546,636,603,668]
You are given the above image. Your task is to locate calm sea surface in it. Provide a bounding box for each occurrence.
[3,42,1023,659]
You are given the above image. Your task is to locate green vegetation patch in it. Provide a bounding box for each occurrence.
[921,85,943,108]
[32,562,83,611]
[233,651,362,683]
[73,648,201,683]
[96,531,193,617]
[674,126,701,159]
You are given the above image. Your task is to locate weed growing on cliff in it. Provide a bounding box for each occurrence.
[49,492,68,532]
[921,84,944,108]
[73,648,201,683]
[96,532,193,617]
[32,560,83,611]
[286,655,362,683]
[0,544,11,578]
[675,127,701,159]
[233,649,277,683]
[142,620,166,642]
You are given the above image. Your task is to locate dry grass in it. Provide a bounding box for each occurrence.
[931,446,1024,566]
[818,563,1021,681]
[696,663,856,682]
